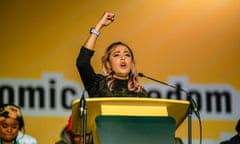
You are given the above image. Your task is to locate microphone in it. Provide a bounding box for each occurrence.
[79,90,86,118]
[138,73,185,91]
[138,72,200,118]
[79,90,87,144]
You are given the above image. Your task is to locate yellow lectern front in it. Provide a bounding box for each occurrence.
[72,97,190,144]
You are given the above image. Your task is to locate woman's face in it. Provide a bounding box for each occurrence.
[0,117,19,142]
[108,45,133,79]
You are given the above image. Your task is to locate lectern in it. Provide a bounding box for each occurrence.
[72,97,189,144]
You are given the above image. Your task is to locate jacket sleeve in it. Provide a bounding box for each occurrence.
[76,47,98,92]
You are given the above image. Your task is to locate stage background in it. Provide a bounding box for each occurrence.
[0,1,240,144]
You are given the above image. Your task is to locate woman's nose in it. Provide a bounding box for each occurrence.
[7,127,12,132]
[120,55,125,60]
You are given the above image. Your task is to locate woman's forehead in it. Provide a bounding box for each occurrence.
[111,45,130,53]
[1,117,19,124]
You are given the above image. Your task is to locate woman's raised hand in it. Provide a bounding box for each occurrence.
[83,11,115,50]
[96,12,115,28]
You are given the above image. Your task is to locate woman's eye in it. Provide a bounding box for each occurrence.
[2,124,8,128]
[112,52,131,58]
[113,54,119,57]
[12,125,18,129]
[125,53,130,57]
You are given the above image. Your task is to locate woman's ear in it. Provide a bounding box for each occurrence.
[106,61,111,69]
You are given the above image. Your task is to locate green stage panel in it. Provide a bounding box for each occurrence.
[95,116,176,144]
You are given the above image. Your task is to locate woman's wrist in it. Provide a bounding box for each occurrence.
[90,23,103,36]
[90,27,100,36]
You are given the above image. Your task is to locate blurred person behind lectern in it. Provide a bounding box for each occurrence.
[55,115,91,144]
[220,119,240,144]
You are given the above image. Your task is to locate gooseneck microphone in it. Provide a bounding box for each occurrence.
[138,72,202,144]
[138,73,202,144]
[138,72,200,118]
[138,73,186,92]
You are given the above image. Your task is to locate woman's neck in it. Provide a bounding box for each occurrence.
[113,74,128,80]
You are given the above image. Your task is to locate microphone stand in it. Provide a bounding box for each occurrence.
[83,106,87,144]
[79,91,87,144]
[138,73,200,144]
[78,72,114,144]
[187,93,193,144]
